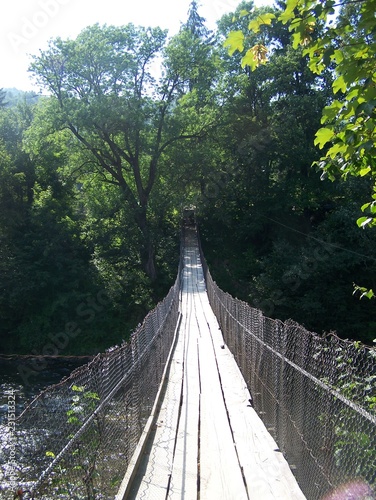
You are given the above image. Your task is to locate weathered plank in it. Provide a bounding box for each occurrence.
[198,321,249,499]
[168,286,200,499]
[115,311,183,500]
[211,333,306,499]
[126,323,185,499]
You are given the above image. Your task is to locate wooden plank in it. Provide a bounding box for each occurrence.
[168,288,200,499]
[192,245,305,499]
[211,335,306,499]
[197,291,249,500]
[115,313,182,500]
[127,321,185,499]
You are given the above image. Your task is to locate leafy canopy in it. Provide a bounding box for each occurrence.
[224,0,376,228]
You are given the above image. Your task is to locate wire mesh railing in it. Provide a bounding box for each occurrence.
[1,256,183,499]
[2,226,376,500]
[199,246,376,500]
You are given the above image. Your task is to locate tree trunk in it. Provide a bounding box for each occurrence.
[135,207,157,281]
[141,239,157,282]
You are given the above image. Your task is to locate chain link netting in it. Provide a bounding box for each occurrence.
[200,247,376,500]
[1,256,183,500]
[2,228,376,500]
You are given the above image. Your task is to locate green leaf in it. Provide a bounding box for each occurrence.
[291,32,302,50]
[359,166,371,177]
[363,289,375,299]
[84,391,100,400]
[279,0,299,24]
[357,216,373,228]
[370,203,376,214]
[239,9,250,18]
[72,385,85,392]
[332,49,344,64]
[333,75,347,94]
[68,416,80,424]
[46,451,56,458]
[248,13,276,33]
[321,100,342,123]
[314,127,335,149]
[241,49,258,71]
[223,31,245,55]
[361,202,371,212]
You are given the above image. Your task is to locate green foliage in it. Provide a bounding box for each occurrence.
[327,343,376,482]
[225,0,376,229]
[1,2,375,356]
[1,11,219,353]
[0,99,162,355]
[198,2,376,345]
[29,22,217,281]
[0,89,6,108]
[46,386,102,498]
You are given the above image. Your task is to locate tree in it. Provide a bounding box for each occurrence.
[0,88,7,108]
[186,0,212,38]
[224,0,376,230]
[29,24,215,280]
[197,1,376,344]
[0,103,98,353]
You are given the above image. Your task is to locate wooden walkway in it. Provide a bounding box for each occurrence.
[116,229,306,499]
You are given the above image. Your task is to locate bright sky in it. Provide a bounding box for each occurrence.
[0,0,273,92]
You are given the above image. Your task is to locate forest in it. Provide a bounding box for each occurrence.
[0,0,375,355]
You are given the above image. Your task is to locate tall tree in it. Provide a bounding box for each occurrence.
[185,0,211,38]
[29,24,215,280]
[225,0,376,230]
[198,2,376,344]
[0,88,7,108]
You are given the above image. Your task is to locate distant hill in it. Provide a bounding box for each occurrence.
[2,88,41,107]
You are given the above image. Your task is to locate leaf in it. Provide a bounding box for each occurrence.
[46,451,56,458]
[314,127,335,149]
[248,13,276,33]
[239,9,250,18]
[332,49,344,64]
[241,49,258,71]
[321,100,342,123]
[223,31,245,55]
[357,216,373,228]
[72,385,84,392]
[279,0,299,24]
[68,416,80,424]
[362,289,375,299]
[84,391,100,400]
[327,142,344,159]
[370,203,376,214]
[292,32,302,49]
[359,166,371,177]
[361,202,371,212]
[332,75,347,94]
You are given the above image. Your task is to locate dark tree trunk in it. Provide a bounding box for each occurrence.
[135,207,157,281]
[141,239,157,282]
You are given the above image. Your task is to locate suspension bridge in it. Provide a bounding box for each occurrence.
[116,228,304,499]
[2,225,375,500]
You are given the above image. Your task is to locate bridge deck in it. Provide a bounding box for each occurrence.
[116,229,305,499]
